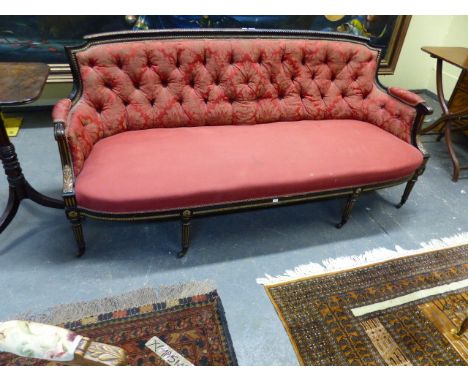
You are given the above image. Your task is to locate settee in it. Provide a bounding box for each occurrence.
[52,29,432,257]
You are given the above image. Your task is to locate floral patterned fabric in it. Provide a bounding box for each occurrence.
[0,321,82,362]
[388,87,425,107]
[51,98,72,123]
[53,38,418,176]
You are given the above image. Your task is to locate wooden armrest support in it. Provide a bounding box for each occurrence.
[54,121,75,195]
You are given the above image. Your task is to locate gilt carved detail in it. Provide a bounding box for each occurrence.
[83,341,127,365]
[63,164,73,193]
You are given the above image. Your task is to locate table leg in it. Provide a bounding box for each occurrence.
[444,121,460,182]
[0,187,20,234]
[435,58,450,115]
[25,182,64,209]
[419,58,449,136]
[432,58,465,182]
[0,114,63,234]
[420,110,468,136]
[419,119,445,136]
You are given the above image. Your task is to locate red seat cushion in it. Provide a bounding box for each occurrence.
[75,120,423,213]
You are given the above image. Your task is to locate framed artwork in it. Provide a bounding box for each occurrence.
[0,15,411,82]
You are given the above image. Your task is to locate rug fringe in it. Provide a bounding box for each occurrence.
[256,232,468,285]
[15,280,216,325]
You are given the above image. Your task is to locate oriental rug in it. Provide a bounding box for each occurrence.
[259,235,468,366]
[0,281,237,366]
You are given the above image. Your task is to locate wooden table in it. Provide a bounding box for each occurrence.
[421,47,468,182]
[0,62,63,234]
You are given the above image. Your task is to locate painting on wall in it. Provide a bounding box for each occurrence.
[0,15,411,82]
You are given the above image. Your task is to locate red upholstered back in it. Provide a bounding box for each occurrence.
[66,39,416,175]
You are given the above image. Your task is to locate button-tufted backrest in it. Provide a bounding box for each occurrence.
[65,38,416,175]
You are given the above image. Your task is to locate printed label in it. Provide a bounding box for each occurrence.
[145,336,194,366]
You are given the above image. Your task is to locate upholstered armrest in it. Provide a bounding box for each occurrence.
[385,87,432,156]
[0,320,127,365]
[53,98,92,178]
[366,84,433,150]
[52,98,72,123]
[388,87,433,115]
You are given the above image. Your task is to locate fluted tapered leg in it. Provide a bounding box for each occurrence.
[336,188,362,229]
[66,208,86,257]
[177,210,192,258]
[396,165,426,208]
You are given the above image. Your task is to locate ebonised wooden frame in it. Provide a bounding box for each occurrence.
[54,29,432,258]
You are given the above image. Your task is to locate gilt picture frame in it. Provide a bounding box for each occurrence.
[0,15,411,82]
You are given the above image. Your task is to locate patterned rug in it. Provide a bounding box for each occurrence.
[0,282,237,366]
[262,241,467,365]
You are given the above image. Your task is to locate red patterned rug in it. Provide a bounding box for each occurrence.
[0,282,237,366]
